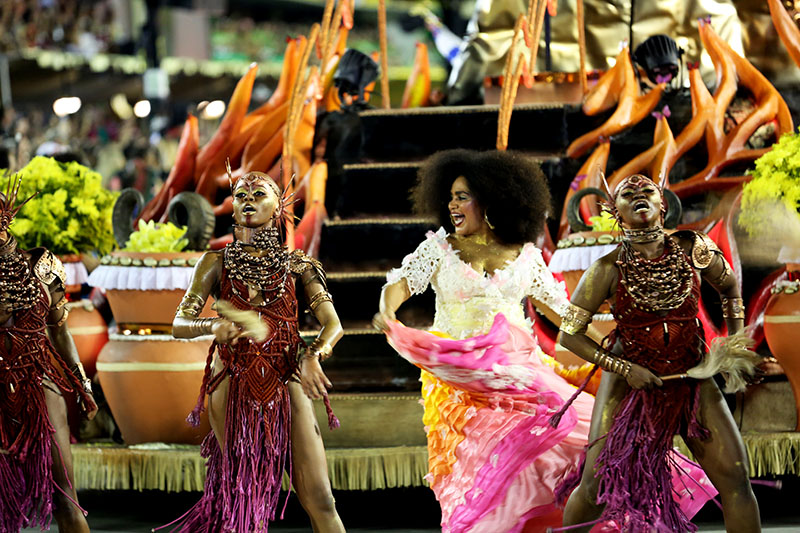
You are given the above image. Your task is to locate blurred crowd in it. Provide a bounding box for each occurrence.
[0,104,175,202]
[0,0,117,55]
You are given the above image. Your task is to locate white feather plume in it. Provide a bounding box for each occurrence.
[216,300,269,342]
[686,330,761,393]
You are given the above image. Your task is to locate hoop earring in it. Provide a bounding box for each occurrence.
[484,212,495,230]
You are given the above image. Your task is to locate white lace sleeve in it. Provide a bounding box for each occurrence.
[526,246,570,317]
[385,229,446,295]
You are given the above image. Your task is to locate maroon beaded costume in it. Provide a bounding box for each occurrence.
[557,236,711,532]
[0,246,94,532]
[165,247,302,533]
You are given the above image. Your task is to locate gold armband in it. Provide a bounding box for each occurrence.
[560,303,593,335]
[47,295,70,327]
[721,297,745,319]
[71,362,93,394]
[707,259,732,287]
[176,292,205,318]
[593,348,632,377]
[308,290,333,312]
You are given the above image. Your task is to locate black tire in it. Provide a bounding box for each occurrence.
[166,192,216,250]
[567,187,608,233]
[663,189,683,229]
[112,188,144,248]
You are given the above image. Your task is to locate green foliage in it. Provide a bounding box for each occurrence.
[4,156,118,255]
[741,128,800,236]
[123,220,189,253]
[588,211,620,232]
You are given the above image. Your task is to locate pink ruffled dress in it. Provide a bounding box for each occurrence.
[383,229,716,533]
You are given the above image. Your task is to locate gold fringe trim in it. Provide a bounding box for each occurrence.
[673,432,800,477]
[71,444,428,492]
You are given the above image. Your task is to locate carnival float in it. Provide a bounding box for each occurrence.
[10,0,800,499]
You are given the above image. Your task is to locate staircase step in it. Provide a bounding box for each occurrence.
[359,104,569,160]
[321,270,435,325]
[333,162,421,217]
[300,326,426,392]
[319,216,437,267]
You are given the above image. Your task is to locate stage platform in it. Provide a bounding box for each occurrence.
[72,431,800,493]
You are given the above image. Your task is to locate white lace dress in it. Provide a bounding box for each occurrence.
[384,228,595,533]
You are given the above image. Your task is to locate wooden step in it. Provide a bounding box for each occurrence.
[359,103,569,160]
[333,162,420,217]
[319,216,437,266]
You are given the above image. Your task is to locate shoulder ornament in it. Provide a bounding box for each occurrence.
[34,250,67,286]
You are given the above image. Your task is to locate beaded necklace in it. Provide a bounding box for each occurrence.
[0,237,40,312]
[617,231,694,312]
[224,227,289,307]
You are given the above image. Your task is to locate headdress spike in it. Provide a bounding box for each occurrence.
[599,169,613,200]
[225,158,234,190]
[658,171,668,190]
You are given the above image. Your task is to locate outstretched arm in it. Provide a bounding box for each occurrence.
[172,252,241,344]
[373,279,412,331]
[559,254,662,389]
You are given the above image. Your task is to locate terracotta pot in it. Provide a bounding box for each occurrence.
[96,334,212,444]
[763,267,800,431]
[66,300,108,377]
[103,251,214,328]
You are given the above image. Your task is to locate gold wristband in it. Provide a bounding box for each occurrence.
[560,303,593,335]
[71,362,93,393]
[305,337,333,362]
[176,292,206,318]
[188,317,219,337]
[721,297,745,319]
[593,348,632,377]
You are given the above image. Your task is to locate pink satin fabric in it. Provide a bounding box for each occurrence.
[385,314,717,533]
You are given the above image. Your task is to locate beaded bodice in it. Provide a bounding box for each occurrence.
[387,228,569,340]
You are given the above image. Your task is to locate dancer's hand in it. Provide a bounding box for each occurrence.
[212,318,243,345]
[81,391,99,421]
[626,363,663,389]
[299,355,332,400]
[371,310,395,332]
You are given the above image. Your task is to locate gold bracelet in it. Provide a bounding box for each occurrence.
[176,292,205,318]
[306,337,334,361]
[721,297,745,319]
[188,317,219,337]
[593,348,632,378]
[71,362,93,393]
[560,303,593,335]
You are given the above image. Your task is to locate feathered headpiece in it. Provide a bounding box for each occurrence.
[0,172,37,233]
[599,172,667,223]
[225,159,299,227]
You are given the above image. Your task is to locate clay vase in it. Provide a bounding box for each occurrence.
[102,251,214,328]
[58,255,109,378]
[763,264,800,431]
[96,334,212,444]
[65,299,108,378]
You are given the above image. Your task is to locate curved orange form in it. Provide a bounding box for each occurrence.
[567,47,665,159]
[402,42,431,108]
[241,102,289,168]
[607,113,675,192]
[768,0,800,69]
[252,38,302,116]
[243,126,285,175]
[582,48,627,116]
[557,140,609,240]
[291,89,320,179]
[196,63,258,178]
[307,160,328,207]
[139,114,199,223]
[671,20,793,196]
